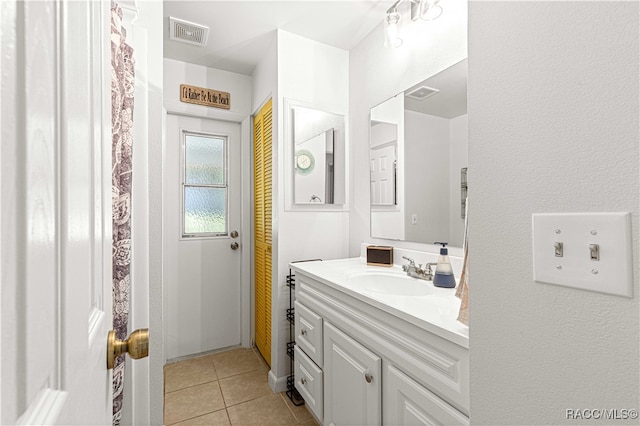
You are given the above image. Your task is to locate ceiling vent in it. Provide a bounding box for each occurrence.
[169,17,209,47]
[406,86,440,101]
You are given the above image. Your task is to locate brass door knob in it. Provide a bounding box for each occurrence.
[107,328,149,369]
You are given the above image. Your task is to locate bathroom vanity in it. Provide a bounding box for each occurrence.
[290,257,469,425]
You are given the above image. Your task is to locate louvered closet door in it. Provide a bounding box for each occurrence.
[254,99,273,366]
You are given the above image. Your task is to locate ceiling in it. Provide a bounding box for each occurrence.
[404,58,467,119]
[163,0,396,75]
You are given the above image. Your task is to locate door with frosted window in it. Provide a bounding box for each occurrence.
[164,115,242,359]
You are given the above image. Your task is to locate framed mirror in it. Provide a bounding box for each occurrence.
[369,59,468,246]
[288,102,346,206]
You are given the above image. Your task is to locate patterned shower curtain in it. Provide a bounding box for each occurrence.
[111,2,135,424]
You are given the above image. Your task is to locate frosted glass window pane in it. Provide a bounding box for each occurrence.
[185,135,225,184]
[184,187,226,234]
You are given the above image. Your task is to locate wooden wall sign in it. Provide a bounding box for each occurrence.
[180,84,230,109]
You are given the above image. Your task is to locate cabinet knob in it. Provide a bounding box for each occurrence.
[364,373,373,383]
[301,378,307,385]
[301,329,307,336]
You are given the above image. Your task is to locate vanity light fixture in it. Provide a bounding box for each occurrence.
[383,0,443,48]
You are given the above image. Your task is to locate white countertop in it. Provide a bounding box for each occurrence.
[290,257,469,348]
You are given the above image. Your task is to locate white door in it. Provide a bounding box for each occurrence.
[370,144,397,206]
[324,322,382,426]
[1,1,113,424]
[164,115,242,359]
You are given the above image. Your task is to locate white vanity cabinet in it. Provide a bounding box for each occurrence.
[291,260,469,426]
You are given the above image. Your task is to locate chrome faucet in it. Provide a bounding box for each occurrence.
[402,256,436,281]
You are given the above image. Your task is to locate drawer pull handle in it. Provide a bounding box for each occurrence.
[301,329,307,336]
[301,378,307,385]
[364,373,373,383]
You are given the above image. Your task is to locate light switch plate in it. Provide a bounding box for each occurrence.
[532,212,633,297]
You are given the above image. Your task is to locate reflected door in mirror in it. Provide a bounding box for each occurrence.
[370,122,397,206]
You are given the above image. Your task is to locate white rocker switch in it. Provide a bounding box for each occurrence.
[532,212,633,297]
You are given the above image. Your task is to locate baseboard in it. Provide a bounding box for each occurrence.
[165,344,245,365]
[268,370,288,393]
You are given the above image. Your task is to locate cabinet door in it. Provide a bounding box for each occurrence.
[384,364,469,426]
[324,322,381,426]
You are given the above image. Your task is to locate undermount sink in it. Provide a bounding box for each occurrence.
[348,271,434,296]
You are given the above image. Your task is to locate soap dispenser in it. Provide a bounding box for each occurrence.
[433,242,456,288]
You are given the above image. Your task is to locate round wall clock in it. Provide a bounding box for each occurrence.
[295,150,314,174]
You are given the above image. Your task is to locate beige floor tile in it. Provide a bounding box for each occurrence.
[218,368,273,407]
[252,346,271,370]
[171,409,230,426]
[299,418,321,426]
[280,392,314,423]
[227,394,297,425]
[164,381,225,425]
[209,347,266,379]
[165,355,217,393]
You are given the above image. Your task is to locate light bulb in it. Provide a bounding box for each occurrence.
[420,0,443,21]
[384,11,402,48]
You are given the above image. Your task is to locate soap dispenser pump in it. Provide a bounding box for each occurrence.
[433,242,456,288]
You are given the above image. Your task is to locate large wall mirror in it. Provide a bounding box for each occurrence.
[369,59,468,247]
[289,102,346,206]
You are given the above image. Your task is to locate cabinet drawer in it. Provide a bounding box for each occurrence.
[295,300,323,367]
[294,346,323,422]
[384,364,469,426]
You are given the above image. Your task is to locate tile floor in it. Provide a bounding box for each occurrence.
[164,347,319,425]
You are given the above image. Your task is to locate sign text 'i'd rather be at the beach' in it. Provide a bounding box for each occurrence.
[180,84,230,109]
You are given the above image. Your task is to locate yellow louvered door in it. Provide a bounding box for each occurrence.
[254,99,273,366]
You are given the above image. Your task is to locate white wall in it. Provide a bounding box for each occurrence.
[270,30,350,390]
[404,111,450,243]
[251,32,277,114]
[401,111,467,247]
[469,2,639,424]
[164,58,252,122]
[162,59,252,361]
[349,0,468,257]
